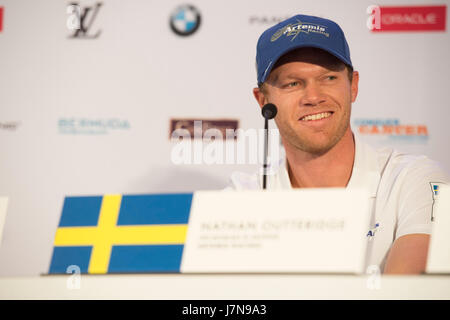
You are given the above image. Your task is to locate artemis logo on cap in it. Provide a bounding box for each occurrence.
[271,20,330,42]
[256,14,352,84]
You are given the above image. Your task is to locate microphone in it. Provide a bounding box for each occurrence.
[262,103,277,120]
[261,103,278,190]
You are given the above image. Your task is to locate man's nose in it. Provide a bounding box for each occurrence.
[301,83,326,107]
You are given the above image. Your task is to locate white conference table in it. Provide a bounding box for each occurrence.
[0,274,449,299]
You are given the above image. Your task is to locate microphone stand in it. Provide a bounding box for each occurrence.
[263,117,269,189]
[261,103,277,190]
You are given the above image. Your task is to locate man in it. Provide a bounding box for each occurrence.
[228,14,449,274]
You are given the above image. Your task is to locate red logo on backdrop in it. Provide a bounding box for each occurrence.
[367,5,446,32]
[0,7,3,32]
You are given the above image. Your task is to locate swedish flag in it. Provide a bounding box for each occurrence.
[48,193,192,274]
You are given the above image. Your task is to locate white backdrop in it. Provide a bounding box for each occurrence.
[0,0,449,276]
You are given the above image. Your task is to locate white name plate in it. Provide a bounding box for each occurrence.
[181,189,370,274]
[427,185,450,274]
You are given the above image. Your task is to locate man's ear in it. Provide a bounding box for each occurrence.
[351,71,359,103]
[253,87,268,109]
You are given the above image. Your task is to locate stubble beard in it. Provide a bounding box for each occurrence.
[276,106,351,157]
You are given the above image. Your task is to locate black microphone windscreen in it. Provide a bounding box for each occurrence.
[262,103,278,120]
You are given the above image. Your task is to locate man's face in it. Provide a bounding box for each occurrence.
[255,48,359,155]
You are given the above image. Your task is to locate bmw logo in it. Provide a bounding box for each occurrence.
[170,5,201,36]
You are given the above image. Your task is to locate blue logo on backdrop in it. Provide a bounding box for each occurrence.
[169,4,201,36]
[58,118,131,135]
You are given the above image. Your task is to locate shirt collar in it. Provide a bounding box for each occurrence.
[273,134,381,197]
[347,134,381,198]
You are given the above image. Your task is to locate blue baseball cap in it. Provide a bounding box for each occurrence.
[256,14,352,85]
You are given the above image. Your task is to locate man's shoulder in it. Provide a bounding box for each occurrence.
[362,141,450,193]
[379,147,448,180]
[356,136,447,178]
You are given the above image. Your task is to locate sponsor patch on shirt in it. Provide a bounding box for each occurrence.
[430,182,447,222]
[366,222,380,240]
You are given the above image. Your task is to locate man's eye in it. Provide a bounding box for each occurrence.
[326,75,337,80]
[287,81,299,87]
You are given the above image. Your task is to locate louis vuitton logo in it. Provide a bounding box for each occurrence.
[67,2,102,39]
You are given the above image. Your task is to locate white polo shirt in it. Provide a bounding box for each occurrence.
[227,135,449,271]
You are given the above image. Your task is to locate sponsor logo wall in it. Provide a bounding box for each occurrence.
[0,0,449,276]
[353,118,429,144]
[368,5,446,31]
[170,4,201,36]
[0,121,20,131]
[67,2,103,38]
[58,118,131,135]
[169,119,239,140]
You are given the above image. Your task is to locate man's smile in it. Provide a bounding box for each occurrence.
[299,111,334,122]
